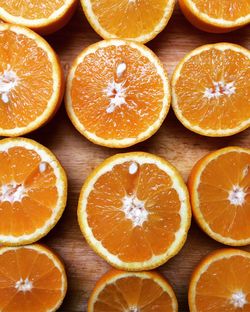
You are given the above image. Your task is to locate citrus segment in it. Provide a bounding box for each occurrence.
[0,0,77,34]
[189,249,250,312]
[66,39,170,148]
[78,152,191,270]
[81,0,176,43]
[179,0,250,33]
[88,269,178,312]
[0,244,67,312]
[172,43,250,137]
[0,137,67,246]
[0,24,64,136]
[188,146,250,246]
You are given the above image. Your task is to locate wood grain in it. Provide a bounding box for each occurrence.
[24,2,250,311]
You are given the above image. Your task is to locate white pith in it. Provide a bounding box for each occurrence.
[15,278,33,292]
[203,81,236,99]
[0,183,26,203]
[0,65,19,104]
[129,162,138,174]
[230,291,247,308]
[228,185,246,206]
[122,195,148,227]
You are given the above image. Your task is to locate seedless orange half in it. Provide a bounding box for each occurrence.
[81,0,176,43]
[172,43,250,137]
[66,39,170,148]
[0,137,67,246]
[179,0,250,33]
[0,24,64,136]
[189,146,250,246]
[0,0,77,35]
[78,152,191,271]
[189,249,250,312]
[0,244,67,312]
[88,269,178,312]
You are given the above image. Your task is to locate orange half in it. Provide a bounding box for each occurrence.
[0,244,67,312]
[0,137,67,246]
[0,24,64,136]
[88,269,178,312]
[189,146,250,246]
[78,152,191,271]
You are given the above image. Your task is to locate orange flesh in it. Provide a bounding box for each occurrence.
[0,29,53,130]
[71,44,165,140]
[87,161,181,262]
[90,0,170,39]
[0,0,65,19]
[93,275,173,311]
[191,0,250,21]
[0,146,58,237]
[194,255,250,311]
[175,48,250,131]
[197,151,250,240]
[0,247,63,311]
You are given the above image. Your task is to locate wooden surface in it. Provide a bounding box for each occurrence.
[25,2,250,311]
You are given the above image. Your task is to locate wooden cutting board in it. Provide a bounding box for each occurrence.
[25,2,250,311]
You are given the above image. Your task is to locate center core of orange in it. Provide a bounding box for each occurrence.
[15,277,33,293]
[203,81,236,99]
[0,183,25,203]
[230,291,247,308]
[228,185,246,206]
[0,65,19,103]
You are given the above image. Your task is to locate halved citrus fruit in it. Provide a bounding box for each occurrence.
[0,24,64,137]
[66,39,170,148]
[80,0,176,43]
[188,146,250,246]
[189,248,250,312]
[0,244,67,312]
[88,269,178,312]
[78,152,191,271]
[0,137,67,246]
[0,0,77,35]
[179,0,250,33]
[172,43,250,137]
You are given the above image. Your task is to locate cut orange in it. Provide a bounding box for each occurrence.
[78,152,191,271]
[80,0,176,43]
[172,43,250,137]
[0,244,67,312]
[66,39,170,148]
[0,137,67,246]
[179,0,250,33]
[189,248,250,312]
[188,146,250,246]
[0,0,77,35]
[88,269,178,312]
[0,24,64,137]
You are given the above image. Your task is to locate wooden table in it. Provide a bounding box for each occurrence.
[26,2,250,311]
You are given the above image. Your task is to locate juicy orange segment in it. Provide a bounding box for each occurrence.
[0,137,67,246]
[0,0,77,34]
[172,43,250,137]
[66,39,170,148]
[80,0,176,43]
[0,24,63,136]
[0,244,67,312]
[188,146,250,246]
[189,249,250,312]
[88,270,178,312]
[78,152,191,270]
[179,0,250,33]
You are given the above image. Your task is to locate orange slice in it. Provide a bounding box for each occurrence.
[66,39,170,148]
[0,137,67,246]
[0,24,64,137]
[0,0,77,35]
[172,43,250,137]
[179,0,250,33]
[78,152,191,271]
[88,269,178,312]
[0,244,67,312]
[188,146,250,246]
[80,0,176,43]
[189,249,250,312]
